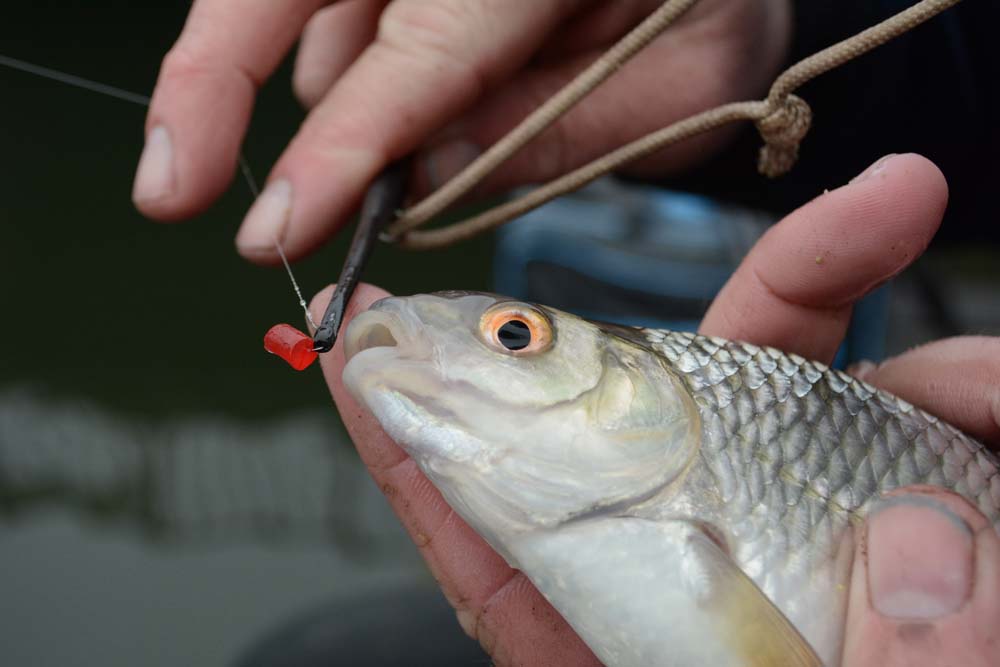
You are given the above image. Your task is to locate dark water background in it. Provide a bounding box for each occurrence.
[0,2,495,418]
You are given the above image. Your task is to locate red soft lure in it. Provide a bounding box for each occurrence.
[264,324,319,371]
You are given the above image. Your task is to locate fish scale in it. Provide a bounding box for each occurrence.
[641,327,1000,660]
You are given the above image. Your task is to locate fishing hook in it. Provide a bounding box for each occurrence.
[312,159,410,353]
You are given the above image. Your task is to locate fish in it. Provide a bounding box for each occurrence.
[341,291,1000,667]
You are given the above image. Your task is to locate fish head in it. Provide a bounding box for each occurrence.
[342,292,700,552]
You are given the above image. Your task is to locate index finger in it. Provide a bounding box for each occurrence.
[700,153,948,363]
[234,0,587,262]
[133,0,328,219]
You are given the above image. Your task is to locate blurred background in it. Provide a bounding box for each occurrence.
[1,3,492,666]
[1,2,997,666]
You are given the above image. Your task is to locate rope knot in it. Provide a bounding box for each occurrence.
[755,94,812,178]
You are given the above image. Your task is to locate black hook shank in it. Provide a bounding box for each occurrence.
[312,160,409,353]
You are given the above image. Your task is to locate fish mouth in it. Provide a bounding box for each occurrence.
[341,305,473,462]
[344,311,399,361]
[343,306,428,364]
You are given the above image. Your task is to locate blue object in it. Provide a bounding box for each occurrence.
[494,179,888,368]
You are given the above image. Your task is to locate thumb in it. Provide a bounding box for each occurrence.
[842,487,1000,667]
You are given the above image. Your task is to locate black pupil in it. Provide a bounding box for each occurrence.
[497,320,531,351]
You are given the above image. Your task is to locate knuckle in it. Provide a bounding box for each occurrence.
[378,1,473,55]
[376,1,488,95]
[159,46,203,83]
[159,44,260,91]
[301,109,384,157]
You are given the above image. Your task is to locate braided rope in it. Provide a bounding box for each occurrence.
[387,0,963,250]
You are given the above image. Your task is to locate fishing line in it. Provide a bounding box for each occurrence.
[0,53,152,106]
[0,52,316,329]
[237,154,316,331]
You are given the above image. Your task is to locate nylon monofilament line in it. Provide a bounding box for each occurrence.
[0,53,316,330]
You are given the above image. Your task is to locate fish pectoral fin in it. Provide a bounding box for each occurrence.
[685,526,822,667]
[512,517,821,667]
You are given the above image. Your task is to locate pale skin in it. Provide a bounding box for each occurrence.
[133,2,1000,664]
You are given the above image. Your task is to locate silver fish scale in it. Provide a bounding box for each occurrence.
[641,328,1000,656]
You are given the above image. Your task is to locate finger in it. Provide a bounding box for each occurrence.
[843,487,1000,667]
[235,0,586,262]
[133,0,329,220]
[700,153,948,364]
[411,0,789,195]
[293,0,386,109]
[851,337,1000,445]
[414,49,740,196]
[310,284,599,665]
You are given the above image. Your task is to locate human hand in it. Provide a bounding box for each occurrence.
[310,152,962,664]
[133,0,791,263]
[702,152,1000,666]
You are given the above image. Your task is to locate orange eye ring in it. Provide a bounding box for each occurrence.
[479,303,554,356]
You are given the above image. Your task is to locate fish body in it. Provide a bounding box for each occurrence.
[342,292,1000,666]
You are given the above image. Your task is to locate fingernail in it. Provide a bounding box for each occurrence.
[425,140,481,190]
[847,360,877,381]
[133,125,176,202]
[850,153,898,184]
[236,179,293,254]
[868,494,973,619]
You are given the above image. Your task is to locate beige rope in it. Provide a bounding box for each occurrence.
[398,101,768,249]
[389,0,963,250]
[385,0,701,238]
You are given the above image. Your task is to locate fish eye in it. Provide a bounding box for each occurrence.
[479,303,553,356]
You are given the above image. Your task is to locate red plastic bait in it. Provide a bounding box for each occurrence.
[264,324,318,371]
